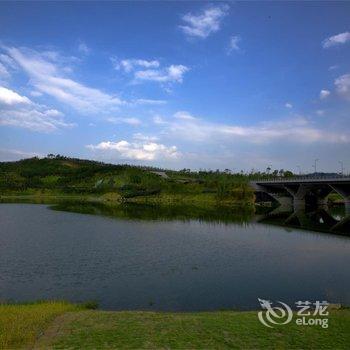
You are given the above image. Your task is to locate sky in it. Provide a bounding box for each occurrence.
[0,1,349,173]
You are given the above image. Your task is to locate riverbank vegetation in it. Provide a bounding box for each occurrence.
[0,301,85,349]
[3,155,344,208]
[1,302,349,349]
[0,155,263,206]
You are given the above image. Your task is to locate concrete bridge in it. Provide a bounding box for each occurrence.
[254,206,350,235]
[250,176,350,209]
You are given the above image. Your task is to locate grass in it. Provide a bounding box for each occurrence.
[328,192,344,204]
[2,303,349,349]
[37,310,350,349]
[0,301,86,349]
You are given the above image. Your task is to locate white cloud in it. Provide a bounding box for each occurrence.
[0,108,74,133]
[0,148,43,161]
[113,58,160,73]
[319,89,330,99]
[113,56,189,85]
[0,86,73,132]
[153,115,167,124]
[133,98,167,105]
[227,35,241,54]
[0,106,73,132]
[78,41,90,55]
[0,62,10,79]
[133,133,159,142]
[329,65,339,71]
[30,90,43,97]
[134,64,189,83]
[0,54,17,69]
[173,111,197,120]
[159,111,350,145]
[316,110,325,116]
[87,140,179,161]
[322,32,350,48]
[107,116,141,126]
[4,46,124,114]
[0,86,31,105]
[334,73,350,100]
[285,102,293,109]
[179,4,229,39]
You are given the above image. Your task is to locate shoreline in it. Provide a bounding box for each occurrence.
[0,192,255,207]
[1,301,349,349]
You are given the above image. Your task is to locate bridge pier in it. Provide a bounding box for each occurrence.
[251,183,293,208]
[330,184,350,203]
[284,184,331,207]
[345,202,350,215]
[314,187,333,207]
[284,184,309,208]
[271,194,293,208]
[250,177,350,210]
[317,198,328,206]
[293,199,306,210]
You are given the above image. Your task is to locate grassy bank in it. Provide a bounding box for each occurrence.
[0,301,85,349]
[0,156,257,207]
[0,190,255,209]
[1,302,349,349]
[124,191,254,206]
[0,189,254,208]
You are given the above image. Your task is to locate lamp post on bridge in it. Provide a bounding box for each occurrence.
[266,164,272,175]
[339,161,344,176]
[313,159,319,174]
[296,165,301,175]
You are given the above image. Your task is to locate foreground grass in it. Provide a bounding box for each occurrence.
[35,310,350,349]
[0,301,86,349]
[1,302,349,349]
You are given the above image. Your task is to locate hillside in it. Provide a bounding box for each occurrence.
[0,155,255,205]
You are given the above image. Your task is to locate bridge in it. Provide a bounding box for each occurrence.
[250,176,350,209]
[253,206,350,235]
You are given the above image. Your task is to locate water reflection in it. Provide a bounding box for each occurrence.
[1,196,348,235]
[50,200,350,235]
[256,205,350,235]
[50,200,255,225]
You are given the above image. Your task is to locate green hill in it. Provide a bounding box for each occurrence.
[0,155,255,205]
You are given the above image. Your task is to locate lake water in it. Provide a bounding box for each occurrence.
[0,201,350,311]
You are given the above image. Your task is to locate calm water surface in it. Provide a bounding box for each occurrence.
[0,202,350,310]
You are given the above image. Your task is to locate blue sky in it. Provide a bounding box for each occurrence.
[0,1,349,173]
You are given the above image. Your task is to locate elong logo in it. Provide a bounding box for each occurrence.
[258,298,293,328]
[258,298,329,329]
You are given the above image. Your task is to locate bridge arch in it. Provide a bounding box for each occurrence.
[251,177,350,209]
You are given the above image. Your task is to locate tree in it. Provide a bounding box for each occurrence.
[284,170,294,178]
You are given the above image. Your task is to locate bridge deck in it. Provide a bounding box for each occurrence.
[250,176,350,206]
[252,176,350,185]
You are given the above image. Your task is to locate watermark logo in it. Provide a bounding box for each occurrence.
[258,298,293,328]
[258,298,329,329]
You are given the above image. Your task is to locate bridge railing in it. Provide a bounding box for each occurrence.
[252,175,350,183]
